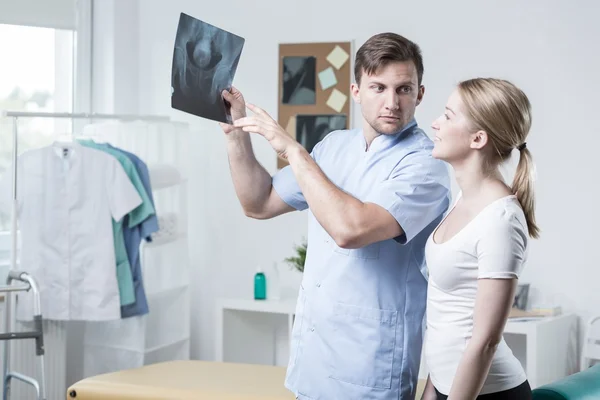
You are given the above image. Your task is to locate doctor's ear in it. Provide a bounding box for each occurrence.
[351,83,361,104]
[416,85,425,106]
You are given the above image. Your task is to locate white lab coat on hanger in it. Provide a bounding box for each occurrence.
[0,141,142,321]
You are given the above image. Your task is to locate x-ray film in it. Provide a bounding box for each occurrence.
[171,13,245,123]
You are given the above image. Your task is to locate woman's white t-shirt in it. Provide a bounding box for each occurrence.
[424,193,528,395]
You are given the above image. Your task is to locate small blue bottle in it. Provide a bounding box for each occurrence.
[254,268,267,300]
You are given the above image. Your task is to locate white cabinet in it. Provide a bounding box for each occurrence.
[215,298,297,367]
[503,314,579,388]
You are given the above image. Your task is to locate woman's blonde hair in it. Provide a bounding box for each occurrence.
[458,78,539,239]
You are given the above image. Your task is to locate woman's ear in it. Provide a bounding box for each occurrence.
[470,130,488,150]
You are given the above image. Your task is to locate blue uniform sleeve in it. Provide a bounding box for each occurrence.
[364,151,451,244]
[272,164,307,211]
[271,137,327,211]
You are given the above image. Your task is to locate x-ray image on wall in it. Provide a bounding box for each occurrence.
[296,114,347,154]
[171,13,245,123]
[282,56,316,105]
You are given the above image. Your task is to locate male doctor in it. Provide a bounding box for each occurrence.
[220,32,450,399]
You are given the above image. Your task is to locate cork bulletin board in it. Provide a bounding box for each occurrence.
[277,41,353,169]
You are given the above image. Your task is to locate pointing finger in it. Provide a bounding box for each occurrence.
[247,103,268,116]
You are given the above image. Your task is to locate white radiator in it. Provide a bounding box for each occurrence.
[8,319,67,400]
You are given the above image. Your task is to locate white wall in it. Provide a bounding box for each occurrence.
[92,0,140,114]
[93,0,600,363]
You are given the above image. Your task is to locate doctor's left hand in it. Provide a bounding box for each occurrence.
[233,104,302,159]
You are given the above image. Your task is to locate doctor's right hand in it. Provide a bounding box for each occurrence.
[220,87,246,135]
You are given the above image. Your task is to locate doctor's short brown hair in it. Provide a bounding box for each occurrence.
[354,32,424,87]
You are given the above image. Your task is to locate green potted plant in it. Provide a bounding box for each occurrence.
[284,238,307,273]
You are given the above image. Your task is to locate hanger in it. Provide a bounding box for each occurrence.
[51,137,80,160]
[78,122,109,144]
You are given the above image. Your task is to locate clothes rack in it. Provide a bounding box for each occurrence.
[0,110,172,400]
[1,110,171,273]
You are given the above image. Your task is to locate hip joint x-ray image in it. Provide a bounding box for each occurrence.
[171,13,245,123]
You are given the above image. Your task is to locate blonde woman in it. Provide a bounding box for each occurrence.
[422,78,538,400]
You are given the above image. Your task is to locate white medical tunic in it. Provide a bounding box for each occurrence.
[0,142,142,321]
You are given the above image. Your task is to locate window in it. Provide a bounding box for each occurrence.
[0,23,76,279]
[0,0,88,282]
[0,23,75,232]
